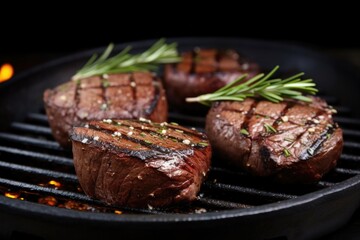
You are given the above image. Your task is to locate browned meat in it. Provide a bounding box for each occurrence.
[205,97,343,183]
[71,119,211,208]
[44,72,168,148]
[164,49,260,111]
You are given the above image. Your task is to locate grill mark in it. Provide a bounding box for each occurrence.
[119,124,183,144]
[163,124,204,138]
[242,101,259,131]
[74,80,81,116]
[242,101,259,166]
[100,76,108,110]
[87,123,186,151]
[72,131,175,160]
[103,119,207,147]
[115,121,206,148]
[273,101,295,129]
[144,81,160,116]
[77,125,195,159]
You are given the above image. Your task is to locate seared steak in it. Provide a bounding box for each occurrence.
[71,119,211,208]
[206,97,343,183]
[44,72,167,148]
[164,49,259,111]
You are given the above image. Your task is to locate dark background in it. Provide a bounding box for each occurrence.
[1,7,359,54]
[1,14,359,74]
[1,21,359,53]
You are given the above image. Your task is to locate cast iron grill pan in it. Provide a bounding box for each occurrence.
[0,38,360,240]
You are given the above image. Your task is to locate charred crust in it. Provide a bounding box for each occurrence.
[260,146,271,163]
[145,81,161,116]
[299,125,335,161]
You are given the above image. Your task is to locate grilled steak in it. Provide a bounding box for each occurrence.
[71,119,211,208]
[44,72,167,148]
[206,97,343,183]
[164,49,260,111]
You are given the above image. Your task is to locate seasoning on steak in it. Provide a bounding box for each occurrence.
[44,72,168,148]
[71,119,211,208]
[164,48,260,111]
[206,97,343,183]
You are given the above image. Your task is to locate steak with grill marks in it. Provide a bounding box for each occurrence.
[71,119,211,208]
[206,97,343,183]
[164,49,260,111]
[44,72,167,148]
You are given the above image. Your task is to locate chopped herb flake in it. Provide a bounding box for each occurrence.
[264,123,277,133]
[144,140,152,144]
[326,133,331,139]
[198,142,209,147]
[283,148,291,157]
[240,129,249,135]
[170,122,179,126]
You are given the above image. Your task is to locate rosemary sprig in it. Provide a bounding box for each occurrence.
[186,66,318,105]
[72,39,181,80]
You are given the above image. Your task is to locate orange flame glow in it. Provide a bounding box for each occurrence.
[114,210,123,214]
[0,63,14,82]
[5,192,20,199]
[48,180,61,188]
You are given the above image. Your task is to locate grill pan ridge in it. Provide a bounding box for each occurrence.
[1,38,360,240]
